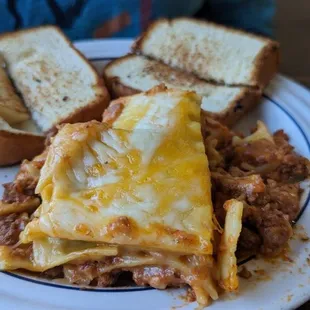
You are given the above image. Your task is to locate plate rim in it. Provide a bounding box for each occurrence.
[1,39,310,310]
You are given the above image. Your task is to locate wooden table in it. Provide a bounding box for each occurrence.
[276,0,310,90]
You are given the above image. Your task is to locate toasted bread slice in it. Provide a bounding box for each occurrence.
[0,26,110,134]
[133,18,279,88]
[104,55,261,126]
[0,117,44,166]
[0,57,29,124]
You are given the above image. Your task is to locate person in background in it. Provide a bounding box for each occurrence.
[0,0,275,40]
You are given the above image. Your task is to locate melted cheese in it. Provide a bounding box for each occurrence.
[0,238,117,272]
[0,239,218,303]
[21,90,214,255]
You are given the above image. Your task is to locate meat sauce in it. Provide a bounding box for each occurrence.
[0,119,309,288]
[204,121,310,257]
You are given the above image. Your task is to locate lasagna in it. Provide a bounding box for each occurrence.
[0,87,244,306]
[1,86,308,306]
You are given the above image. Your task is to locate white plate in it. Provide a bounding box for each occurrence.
[0,40,310,310]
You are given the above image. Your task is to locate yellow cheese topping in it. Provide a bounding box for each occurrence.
[21,89,214,255]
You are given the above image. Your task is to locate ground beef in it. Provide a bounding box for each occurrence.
[97,273,119,287]
[258,206,293,256]
[210,123,309,257]
[268,152,310,182]
[232,139,282,167]
[212,170,265,205]
[62,262,185,289]
[242,206,292,256]
[242,206,261,226]
[10,244,33,260]
[212,173,296,257]
[228,166,251,177]
[2,182,35,204]
[273,130,292,152]
[0,213,29,245]
[201,116,233,150]
[241,179,301,222]
[64,262,99,286]
[266,180,301,221]
[131,266,183,289]
[227,129,310,183]
[63,259,123,287]
[0,119,307,287]
[238,227,262,255]
[212,169,265,195]
[2,152,46,204]
[42,266,64,279]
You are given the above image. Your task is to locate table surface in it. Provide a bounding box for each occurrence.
[277,2,310,308]
[277,1,310,308]
[276,0,310,90]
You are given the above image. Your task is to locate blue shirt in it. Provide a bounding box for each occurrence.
[0,0,275,40]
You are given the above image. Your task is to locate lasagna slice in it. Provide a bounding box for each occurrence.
[0,87,242,306]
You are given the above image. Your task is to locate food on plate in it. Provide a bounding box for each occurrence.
[0,58,29,124]
[202,117,309,257]
[0,116,44,166]
[0,149,47,216]
[133,18,279,88]
[21,89,215,250]
[0,86,309,306]
[0,19,308,308]
[0,88,245,306]
[104,88,309,259]
[0,26,110,134]
[0,26,110,165]
[104,18,279,126]
[104,54,261,126]
[104,90,309,258]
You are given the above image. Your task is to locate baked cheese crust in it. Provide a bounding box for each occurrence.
[21,89,214,255]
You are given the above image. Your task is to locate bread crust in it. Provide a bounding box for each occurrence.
[0,25,111,134]
[201,88,262,127]
[0,130,45,166]
[0,26,111,165]
[252,43,280,89]
[104,57,140,99]
[133,17,279,89]
[0,66,29,124]
[104,76,140,99]
[47,88,110,136]
[104,69,261,126]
